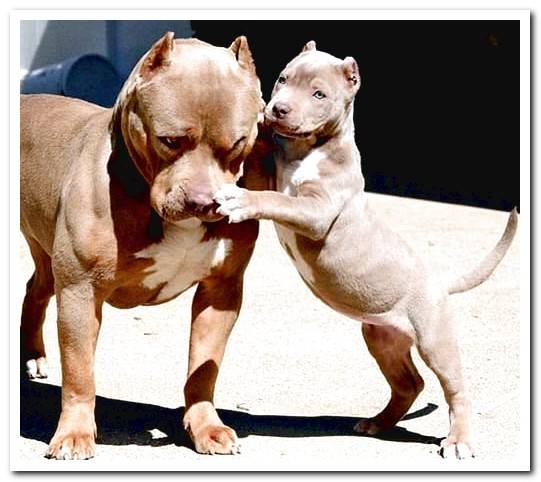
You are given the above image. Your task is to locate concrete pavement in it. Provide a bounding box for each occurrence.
[15,193,523,471]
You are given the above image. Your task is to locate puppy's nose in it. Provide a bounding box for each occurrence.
[272,102,291,119]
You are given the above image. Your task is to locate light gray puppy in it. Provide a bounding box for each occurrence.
[215,41,518,459]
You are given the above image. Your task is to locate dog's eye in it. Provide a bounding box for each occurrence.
[230,136,247,153]
[313,90,326,100]
[158,136,183,150]
[278,75,287,84]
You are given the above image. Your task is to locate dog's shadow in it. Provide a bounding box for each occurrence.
[20,380,442,450]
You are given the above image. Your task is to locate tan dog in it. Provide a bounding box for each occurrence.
[215,41,518,459]
[20,33,264,459]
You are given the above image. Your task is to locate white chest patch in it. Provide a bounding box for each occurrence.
[135,219,229,302]
[278,149,324,195]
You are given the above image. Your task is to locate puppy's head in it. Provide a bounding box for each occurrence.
[111,33,264,223]
[265,41,360,139]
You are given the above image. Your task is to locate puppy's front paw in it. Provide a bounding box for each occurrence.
[214,184,256,223]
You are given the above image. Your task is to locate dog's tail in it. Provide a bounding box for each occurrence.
[448,208,518,295]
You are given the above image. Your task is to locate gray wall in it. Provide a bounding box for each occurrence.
[107,20,194,80]
[20,20,108,73]
[20,20,193,80]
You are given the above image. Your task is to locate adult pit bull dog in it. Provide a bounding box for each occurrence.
[20,33,264,459]
[215,41,518,459]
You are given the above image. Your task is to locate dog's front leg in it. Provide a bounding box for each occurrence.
[215,185,337,241]
[46,282,103,460]
[183,275,244,455]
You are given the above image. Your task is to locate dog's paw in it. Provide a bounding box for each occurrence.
[46,432,96,460]
[353,417,387,436]
[25,356,48,379]
[214,184,255,223]
[191,424,241,455]
[439,437,475,459]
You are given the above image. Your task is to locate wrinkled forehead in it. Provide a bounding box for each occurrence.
[171,41,250,80]
[137,46,260,137]
[284,51,343,84]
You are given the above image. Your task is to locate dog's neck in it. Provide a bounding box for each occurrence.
[107,114,150,200]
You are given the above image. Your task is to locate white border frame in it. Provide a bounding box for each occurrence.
[9,9,530,472]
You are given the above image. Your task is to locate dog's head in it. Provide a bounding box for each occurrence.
[111,33,263,222]
[265,41,360,139]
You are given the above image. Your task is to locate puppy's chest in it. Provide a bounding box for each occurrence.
[276,149,324,195]
[134,219,228,303]
[274,149,326,282]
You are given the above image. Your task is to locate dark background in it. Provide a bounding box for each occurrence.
[193,20,520,211]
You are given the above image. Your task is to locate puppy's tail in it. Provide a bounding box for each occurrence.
[448,208,518,295]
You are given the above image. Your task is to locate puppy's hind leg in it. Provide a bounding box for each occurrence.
[355,324,424,435]
[414,300,475,459]
[20,236,54,379]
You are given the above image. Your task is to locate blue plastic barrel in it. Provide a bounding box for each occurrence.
[21,54,122,108]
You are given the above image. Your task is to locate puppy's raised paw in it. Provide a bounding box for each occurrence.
[214,184,255,223]
[214,184,245,205]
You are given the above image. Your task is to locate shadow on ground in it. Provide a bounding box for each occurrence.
[21,380,443,451]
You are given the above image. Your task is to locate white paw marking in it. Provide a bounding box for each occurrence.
[214,184,245,204]
[214,185,249,223]
[26,357,48,379]
[440,439,475,459]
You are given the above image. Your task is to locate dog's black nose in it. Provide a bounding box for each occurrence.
[272,102,291,119]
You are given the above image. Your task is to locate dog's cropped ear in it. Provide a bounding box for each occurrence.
[342,56,361,90]
[139,31,175,80]
[229,36,257,74]
[302,40,317,52]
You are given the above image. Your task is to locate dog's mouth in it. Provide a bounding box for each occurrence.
[158,206,225,224]
[194,210,225,223]
[154,186,225,224]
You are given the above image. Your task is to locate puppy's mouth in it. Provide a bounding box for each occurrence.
[265,117,314,139]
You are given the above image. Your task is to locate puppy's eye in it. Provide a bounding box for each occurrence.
[158,136,183,150]
[278,75,287,84]
[313,90,326,100]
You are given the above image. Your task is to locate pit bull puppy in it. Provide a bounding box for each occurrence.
[20,33,264,459]
[214,41,518,459]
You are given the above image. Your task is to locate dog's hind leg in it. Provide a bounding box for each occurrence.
[414,301,475,459]
[354,324,424,435]
[20,236,54,379]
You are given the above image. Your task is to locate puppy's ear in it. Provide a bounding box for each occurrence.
[140,31,175,80]
[230,36,257,74]
[302,40,317,52]
[342,56,360,89]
